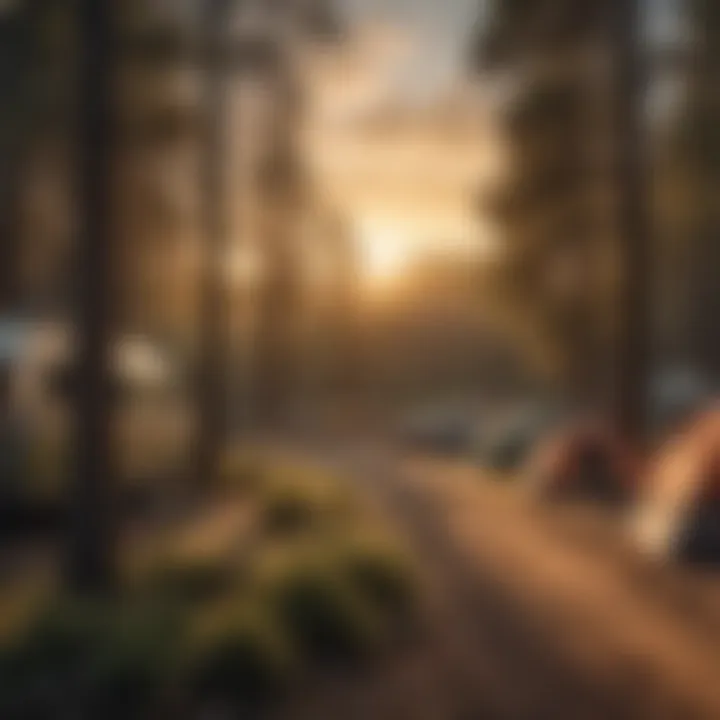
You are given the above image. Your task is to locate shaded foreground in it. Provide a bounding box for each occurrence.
[271,439,720,720]
[4,437,720,719]
[0,452,419,719]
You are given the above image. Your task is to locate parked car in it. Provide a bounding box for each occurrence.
[475,402,565,474]
[398,407,476,456]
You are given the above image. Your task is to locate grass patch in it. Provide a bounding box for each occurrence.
[258,463,357,536]
[0,452,420,718]
[261,550,382,664]
[142,553,239,605]
[0,598,181,719]
[337,534,419,621]
[260,475,352,537]
[183,599,295,710]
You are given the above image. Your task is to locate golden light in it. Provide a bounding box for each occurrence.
[358,220,413,285]
[228,244,261,287]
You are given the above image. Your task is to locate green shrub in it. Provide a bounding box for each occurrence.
[144,554,237,605]
[0,599,102,716]
[0,599,181,719]
[338,536,418,620]
[261,481,322,535]
[184,600,294,710]
[85,603,181,719]
[259,463,356,537]
[264,554,381,663]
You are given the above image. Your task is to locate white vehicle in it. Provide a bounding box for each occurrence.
[0,317,191,488]
[476,402,566,474]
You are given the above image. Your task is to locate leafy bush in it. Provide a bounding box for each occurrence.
[0,453,420,718]
[143,554,237,605]
[0,598,180,720]
[85,603,181,719]
[183,600,294,711]
[263,553,381,663]
[261,480,323,535]
[259,463,356,537]
[337,535,418,621]
[0,599,102,716]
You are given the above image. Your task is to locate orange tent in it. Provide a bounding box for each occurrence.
[525,421,640,504]
[634,410,720,562]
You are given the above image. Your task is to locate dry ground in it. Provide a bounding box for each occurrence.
[273,440,720,720]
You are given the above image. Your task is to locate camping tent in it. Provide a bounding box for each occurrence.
[634,409,720,563]
[525,421,639,504]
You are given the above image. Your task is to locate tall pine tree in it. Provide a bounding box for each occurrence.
[472,0,610,407]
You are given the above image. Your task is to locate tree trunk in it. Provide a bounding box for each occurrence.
[684,3,720,382]
[0,147,23,314]
[253,71,304,429]
[195,0,231,487]
[66,0,119,594]
[0,3,37,313]
[609,0,651,447]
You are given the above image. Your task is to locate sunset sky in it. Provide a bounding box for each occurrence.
[304,0,497,268]
[302,0,682,273]
[216,0,683,284]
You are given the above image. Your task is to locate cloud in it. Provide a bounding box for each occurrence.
[307,85,501,246]
[301,14,500,254]
[305,22,419,126]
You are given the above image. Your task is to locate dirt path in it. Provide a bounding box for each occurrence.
[4,437,720,719]
[276,439,720,720]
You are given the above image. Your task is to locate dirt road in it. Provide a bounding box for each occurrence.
[276,440,720,720]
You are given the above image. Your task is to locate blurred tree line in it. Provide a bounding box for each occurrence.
[472,0,717,435]
[0,0,349,592]
[472,0,613,407]
[668,0,720,381]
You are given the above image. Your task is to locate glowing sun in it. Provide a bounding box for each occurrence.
[358,221,414,285]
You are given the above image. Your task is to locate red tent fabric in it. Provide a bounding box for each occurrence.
[525,422,639,502]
